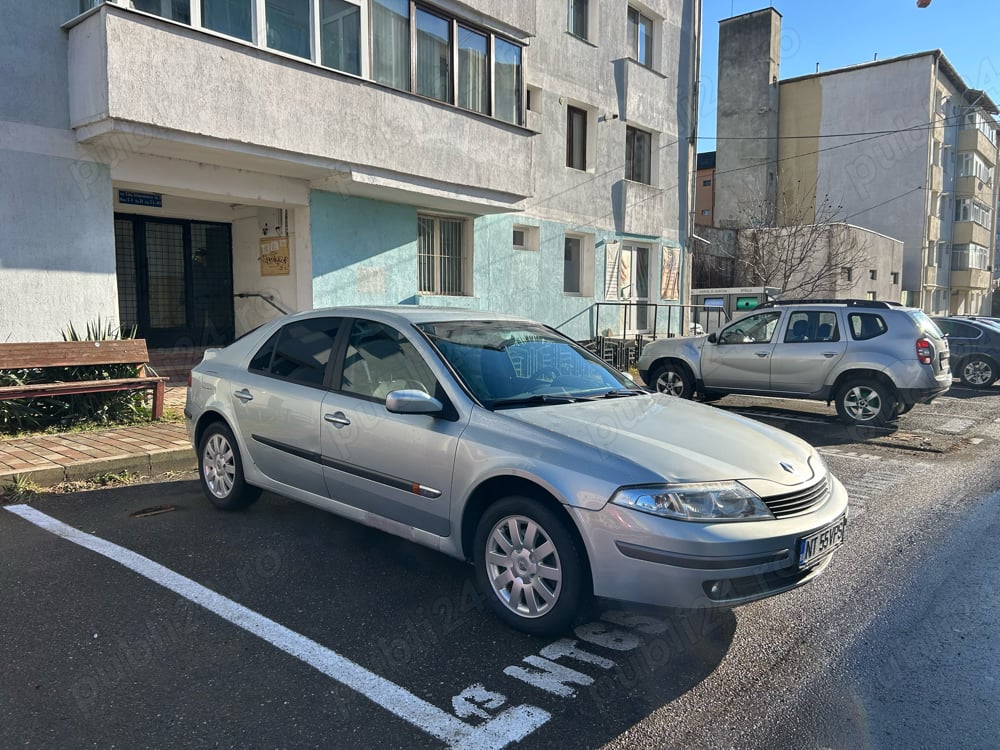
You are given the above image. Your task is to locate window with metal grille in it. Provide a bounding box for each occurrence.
[418,215,467,295]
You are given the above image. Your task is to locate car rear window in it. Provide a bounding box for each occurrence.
[848,313,887,341]
[910,311,944,338]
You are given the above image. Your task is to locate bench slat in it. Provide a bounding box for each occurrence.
[0,340,151,370]
[0,377,167,419]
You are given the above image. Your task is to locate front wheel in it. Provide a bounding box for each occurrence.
[648,362,694,398]
[835,379,893,427]
[473,497,587,636]
[959,356,997,389]
[198,422,262,510]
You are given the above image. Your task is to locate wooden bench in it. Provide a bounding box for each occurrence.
[0,339,167,419]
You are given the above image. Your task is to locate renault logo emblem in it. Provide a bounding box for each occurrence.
[779,461,796,474]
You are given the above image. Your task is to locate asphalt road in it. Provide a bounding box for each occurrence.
[2,384,998,749]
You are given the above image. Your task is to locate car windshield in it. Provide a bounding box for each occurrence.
[417,320,639,408]
[911,310,944,338]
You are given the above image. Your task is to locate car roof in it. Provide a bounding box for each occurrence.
[276,305,538,327]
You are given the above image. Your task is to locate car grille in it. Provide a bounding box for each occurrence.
[762,475,830,518]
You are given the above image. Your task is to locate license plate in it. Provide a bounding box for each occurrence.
[798,515,847,568]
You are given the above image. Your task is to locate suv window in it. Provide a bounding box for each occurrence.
[248,317,342,386]
[911,310,944,338]
[848,313,887,341]
[783,311,840,343]
[718,311,781,344]
[340,320,438,402]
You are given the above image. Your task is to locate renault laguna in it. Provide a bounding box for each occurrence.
[186,307,848,635]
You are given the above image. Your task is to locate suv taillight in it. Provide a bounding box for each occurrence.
[916,338,933,365]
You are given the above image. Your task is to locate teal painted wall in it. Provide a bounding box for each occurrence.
[310,190,683,341]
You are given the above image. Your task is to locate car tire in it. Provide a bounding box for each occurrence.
[958,356,998,389]
[835,379,893,427]
[473,496,587,636]
[649,362,694,398]
[198,422,262,511]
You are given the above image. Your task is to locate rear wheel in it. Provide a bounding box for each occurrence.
[835,379,893,427]
[198,422,261,510]
[958,356,997,389]
[648,362,694,399]
[473,496,587,636]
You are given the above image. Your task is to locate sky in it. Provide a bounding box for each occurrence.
[697,0,1000,149]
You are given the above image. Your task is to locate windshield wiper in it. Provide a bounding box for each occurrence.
[599,389,646,398]
[491,394,585,408]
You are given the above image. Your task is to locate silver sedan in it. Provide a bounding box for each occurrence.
[186,307,848,635]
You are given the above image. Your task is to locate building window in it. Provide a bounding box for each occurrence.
[373,0,411,90]
[512,224,539,251]
[568,0,588,39]
[702,179,712,187]
[321,0,361,75]
[494,38,523,125]
[625,126,652,184]
[955,198,993,226]
[627,6,653,67]
[418,215,468,295]
[127,0,191,22]
[891,272,899,285]
[371,0,522,124]
[415,8,452,102]
[458,26,489,114]
[202,0,253,41]
[265,0,311,58]
[936,241,949,267]
[964,109,999,145]
[841,267,853,282]
[952,243,990,271]
[869,269,878,281]
[958,152,994,184]
[567,106,588,170]
[866,291,877,301]
[701,209,711,216]
[564,236,582,293]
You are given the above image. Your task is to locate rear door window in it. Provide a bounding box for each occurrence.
[848,313,888,341]
[248,317,343,386]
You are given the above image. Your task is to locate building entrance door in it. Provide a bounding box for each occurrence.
[114,214,235,348]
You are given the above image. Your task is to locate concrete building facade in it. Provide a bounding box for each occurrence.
[1,0,701,348]
[712,7,999,315]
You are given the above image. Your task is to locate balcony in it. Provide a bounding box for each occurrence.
[951,267,992,291]
[956,175,994,202]
[618,58,672,129]
[615,180,665,236]
[953,221,993,247]
[929,164,943,193]
[66,5,534,210]
[958,127,999,162]
[926,215,941,240]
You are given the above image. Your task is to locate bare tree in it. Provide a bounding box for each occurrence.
[732,190,872,299]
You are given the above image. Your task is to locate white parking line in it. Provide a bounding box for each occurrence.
[4,505,549,750]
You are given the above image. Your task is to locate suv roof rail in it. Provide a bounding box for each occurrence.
[756,298,903,309]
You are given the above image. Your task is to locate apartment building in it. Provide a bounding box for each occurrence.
[0,0,700,349]
[712,8,999,315]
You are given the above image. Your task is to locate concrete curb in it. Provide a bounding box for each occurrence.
[0,448,196,490]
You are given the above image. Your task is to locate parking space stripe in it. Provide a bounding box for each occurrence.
[4,505,549,749]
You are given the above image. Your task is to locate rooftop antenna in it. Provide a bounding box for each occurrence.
[815,62,819,72]
[874,52,879,61]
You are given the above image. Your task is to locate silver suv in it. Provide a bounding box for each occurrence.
[637,300,951,426]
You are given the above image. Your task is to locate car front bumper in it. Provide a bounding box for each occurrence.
[570,473,849,609]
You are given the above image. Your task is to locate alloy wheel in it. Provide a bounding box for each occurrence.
[202,433,236,499]
[842,384,884,423]
[485,515,563,618]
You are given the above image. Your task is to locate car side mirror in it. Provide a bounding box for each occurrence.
[385,389,444,415]
[707,332,718,344]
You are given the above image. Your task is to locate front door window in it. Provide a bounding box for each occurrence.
[621,245,650,333]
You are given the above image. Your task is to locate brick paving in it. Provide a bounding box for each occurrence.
[0,387,196,488]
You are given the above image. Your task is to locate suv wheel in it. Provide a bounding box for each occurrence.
[649,362,694,398]
[959,356,997,389]
[835,379,893,427]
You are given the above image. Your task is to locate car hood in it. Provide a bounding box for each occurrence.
[505,394,818,487]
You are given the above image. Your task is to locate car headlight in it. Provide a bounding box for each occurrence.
[610,482,774,522]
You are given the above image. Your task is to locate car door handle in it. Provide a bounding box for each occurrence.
[324,412,351,427]
[234,388,253,403]
[755,352,770,358]
[822,352,838,358]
